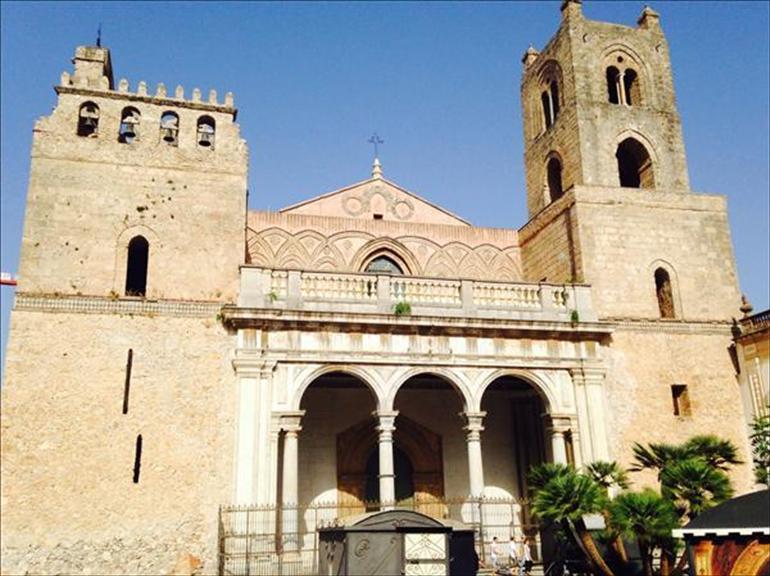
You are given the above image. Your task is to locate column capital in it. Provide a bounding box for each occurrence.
[232,357,277,378]
[373,410,399,433]
[569,366,606,384]
[278,410,305,433]
[545,413,572,434]
[461,411,487,433]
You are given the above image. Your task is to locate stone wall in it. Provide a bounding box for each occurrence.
[604,326,754,494]
[573,186,741,321]
[1,308,236,575]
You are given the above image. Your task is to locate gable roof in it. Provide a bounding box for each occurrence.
[279,172,471,227]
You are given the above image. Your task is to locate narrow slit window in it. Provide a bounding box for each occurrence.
[133,434,143,483]
[547,156,564,202]
[122,349,133,415]
[606,67,620,104]
[623,68,640,106]
[655,267,675,318]
[541,91,553,129]
[550,81,560,119]
[125,236,149,297]
[671,385,691,416]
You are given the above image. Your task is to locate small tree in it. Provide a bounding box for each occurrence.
[609,490,678,576]
[750,411,770,485]
[530,466,615,576]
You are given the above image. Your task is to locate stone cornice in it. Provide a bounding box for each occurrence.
[221,305,612,339]
[603,317,732,335]
[14,293,222,319]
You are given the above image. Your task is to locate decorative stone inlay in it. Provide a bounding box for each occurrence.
[342,185,415,221]
[15,294,220,318]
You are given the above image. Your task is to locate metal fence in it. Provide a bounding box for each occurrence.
[219,496,541,576]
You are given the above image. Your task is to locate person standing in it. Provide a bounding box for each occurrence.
[509,535,519,569]
[490,536,500,570]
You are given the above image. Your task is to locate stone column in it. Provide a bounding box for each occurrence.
[546,415,571,465]
[374,410,398,509]
[571,367,611,463]
[280,413,304,549]
[462,411,487,498]
[233,357,275,505]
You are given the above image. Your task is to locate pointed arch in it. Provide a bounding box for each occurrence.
[351,238,420,275]
[615,130,658,189]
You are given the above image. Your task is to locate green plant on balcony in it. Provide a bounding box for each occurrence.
[393,301,412,316]
[570,309,580,324]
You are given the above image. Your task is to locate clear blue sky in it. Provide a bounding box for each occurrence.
[1,1,769,373]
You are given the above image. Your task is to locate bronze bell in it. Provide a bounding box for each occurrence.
[197,125,214,147]
[161,126,177,144]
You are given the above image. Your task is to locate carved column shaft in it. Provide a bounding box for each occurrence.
[374,410,398,508]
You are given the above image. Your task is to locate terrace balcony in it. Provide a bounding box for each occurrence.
[229,266,600,329]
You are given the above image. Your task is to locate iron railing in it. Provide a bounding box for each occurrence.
[218,496,541,576]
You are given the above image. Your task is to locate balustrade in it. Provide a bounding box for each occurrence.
[242,267,596,323]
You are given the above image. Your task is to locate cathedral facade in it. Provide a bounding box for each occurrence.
[0,2,756,574]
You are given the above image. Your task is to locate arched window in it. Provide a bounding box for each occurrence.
[616,137,654,188]
[196,115,215,148]
[654,267,675,318]
[160,111,179,146]
[365,255,404,275]
[546,156,564,202]
[77,102,99,137]
[606,66,621,104]
[118,107,140,144]
[541,91,553,129]
[623,68,640,106]
[550,80,560,119]
[125,236,149,296]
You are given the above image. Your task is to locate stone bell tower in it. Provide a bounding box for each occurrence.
[520,0,690,218]
[17,44,248,301]
[519,1,740,323]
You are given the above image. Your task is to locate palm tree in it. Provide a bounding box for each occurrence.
[609,490,679,576]
[659,458,733,521]
[630,442,687,478]
[585,461,631,564]
[531,468,615,576]
[527,462,571,493]
[586,461,630,491]
[682,435,742,471]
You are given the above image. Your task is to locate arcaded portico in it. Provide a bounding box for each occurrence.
[224,261,614,529]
